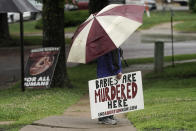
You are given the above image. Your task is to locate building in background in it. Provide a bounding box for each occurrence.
[74,0,89,10]
[126,0,157,10]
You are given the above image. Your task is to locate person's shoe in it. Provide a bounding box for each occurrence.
[109,116,119,122]
[98,118,105,124]
[102,117,117,125]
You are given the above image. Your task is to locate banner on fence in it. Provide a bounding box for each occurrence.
[88,71,144,119]
[24,47,60,89]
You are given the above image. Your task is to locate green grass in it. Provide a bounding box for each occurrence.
[0,35,72,47]
[1,54,196,130]
[174,21,196,32]
[127,62,196,130]
[11,35,43,46]
[65,26,77,33]
[9,21,42,34]
[125,54,196,65]
[8,11,196,36]
[0,85,85,130]
[8,20,73,47]
[140,11,196,30]
[0,63,96,131]
[9,20,77,34]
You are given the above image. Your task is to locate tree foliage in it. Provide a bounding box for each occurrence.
[89,0,109,14]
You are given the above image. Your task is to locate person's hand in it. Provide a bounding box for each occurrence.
[116,72,122,80]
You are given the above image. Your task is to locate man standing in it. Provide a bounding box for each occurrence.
[97,48,122,125]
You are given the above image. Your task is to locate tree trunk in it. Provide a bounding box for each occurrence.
[0,13,10,41]
[42,0,72,88]
[89,0,109,14]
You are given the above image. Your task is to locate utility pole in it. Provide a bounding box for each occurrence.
[170,9,175,67]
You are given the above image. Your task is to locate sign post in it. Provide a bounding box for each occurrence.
[88,71,144,119]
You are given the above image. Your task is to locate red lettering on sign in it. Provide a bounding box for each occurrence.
[127,83,132,99]
[116,84,120,100]
[95,90,100,103]
[132,82,138,98]
[111,86,116,100]
[121,84,126,99]
[105,87,111,101]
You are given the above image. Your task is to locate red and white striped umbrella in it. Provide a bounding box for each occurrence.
[67,4,144,63]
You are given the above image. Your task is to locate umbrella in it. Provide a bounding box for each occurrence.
[0,0,38,13]
[0,0,39,91]
[67,4,144,64]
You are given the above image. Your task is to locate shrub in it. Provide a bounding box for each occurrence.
[189,0,196,12]
[35,19,43,29]
[64,10,89,27]
[35,10,89,29]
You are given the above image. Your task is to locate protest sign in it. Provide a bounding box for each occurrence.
[24,47,60,89]
[88,71,144,119]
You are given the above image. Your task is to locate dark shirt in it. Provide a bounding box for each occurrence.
[97,49,122,78]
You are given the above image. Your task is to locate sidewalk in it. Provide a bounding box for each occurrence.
[20,94,137,131]
[140,22,196,43]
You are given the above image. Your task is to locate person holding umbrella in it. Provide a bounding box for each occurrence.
[67,3,144,125]
[97,48,122,125]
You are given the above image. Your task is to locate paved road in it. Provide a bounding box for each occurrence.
[0,30,196,86]
[122,32,196,59]
[0,46,37,86]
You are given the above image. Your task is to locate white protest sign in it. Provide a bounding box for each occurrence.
[88,71,144,119]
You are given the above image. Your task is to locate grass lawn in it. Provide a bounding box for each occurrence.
[65,26,77,33]
[9,21,42,34]
[0,64,96,131]
[127,62,196,130]
[11,35,43,46]
[7,20,72,47]
[0,35,72,47]
[125,53,196,65]
[174,21,196,33]
[8,11,196,36]
[141,11,196,30]
[9,20,77,34]
[0,54,196,130]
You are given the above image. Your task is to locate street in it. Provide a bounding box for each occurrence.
[122,32,196,59]
[0,31,196,86]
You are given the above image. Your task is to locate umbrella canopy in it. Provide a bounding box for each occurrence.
[67,4,144,64]
[0,0,39,13]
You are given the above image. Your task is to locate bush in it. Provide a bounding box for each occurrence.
[189,0,196,12]
[35,19,43,29]
[35,10,89,29]
[64,10,89,27]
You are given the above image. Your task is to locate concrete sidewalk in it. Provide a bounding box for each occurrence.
[20,94,136,131]
[140,22,196,42]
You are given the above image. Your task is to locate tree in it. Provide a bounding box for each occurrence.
[0,13,10,42]
[89,0,109,14]
[42,0,72,88]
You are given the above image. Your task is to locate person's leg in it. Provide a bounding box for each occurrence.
[109,115,118,121]
[98,117,105,123]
